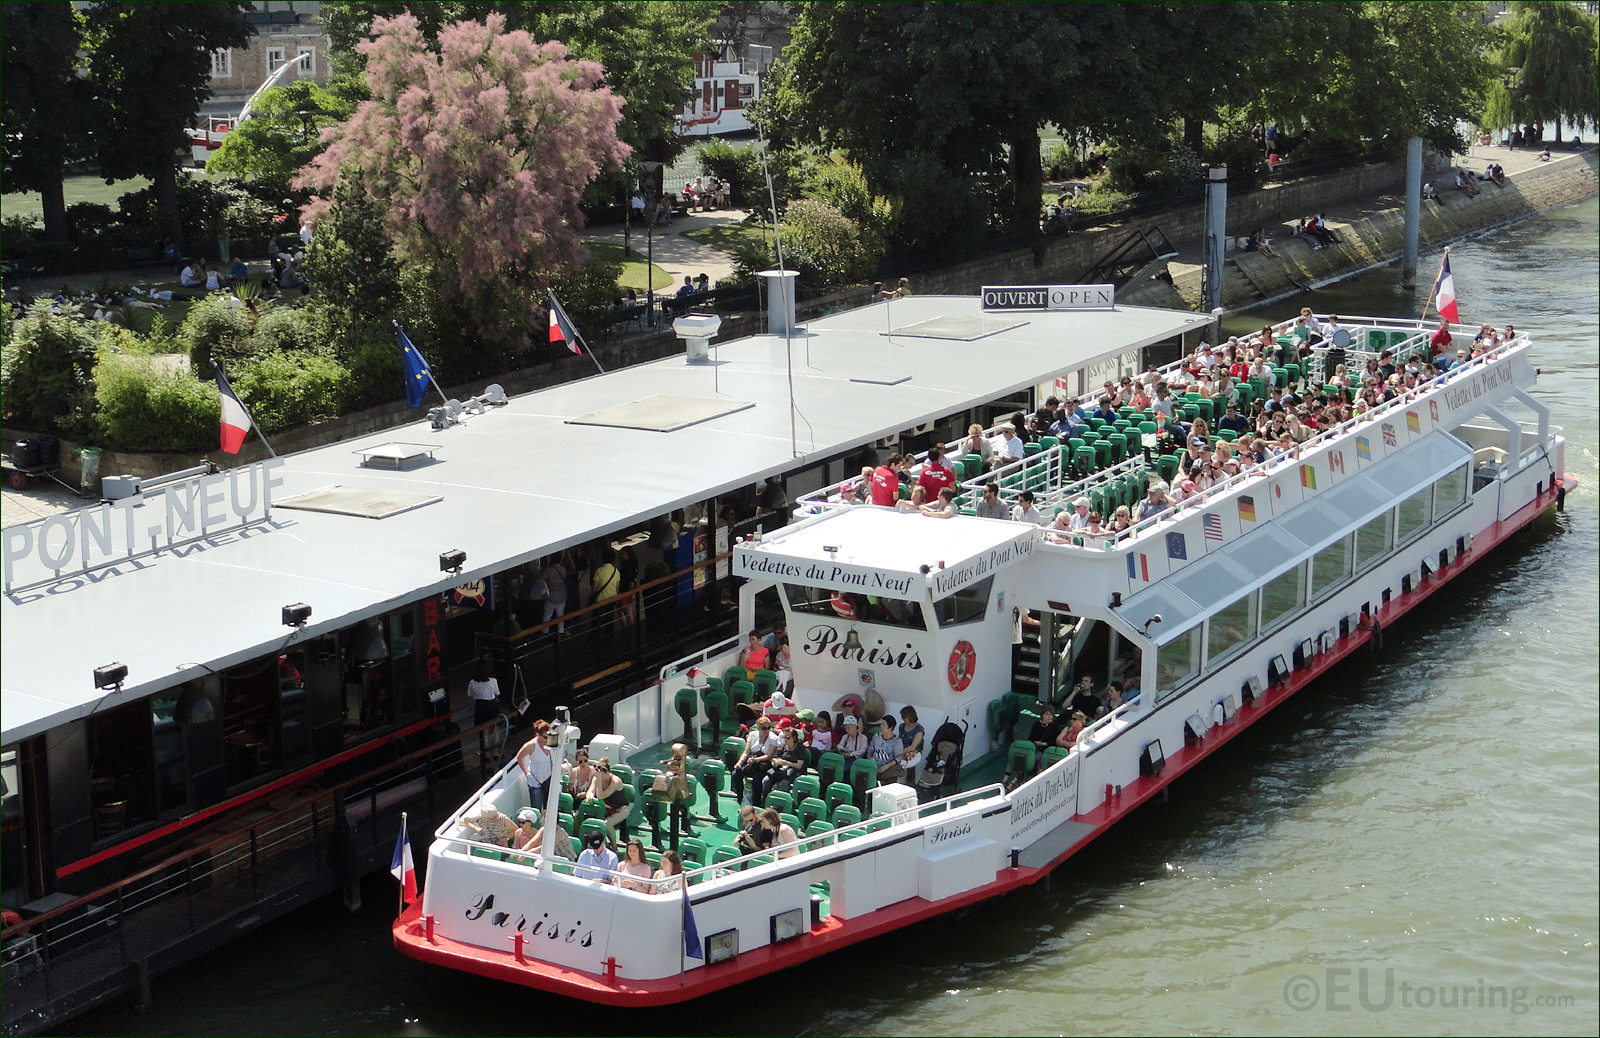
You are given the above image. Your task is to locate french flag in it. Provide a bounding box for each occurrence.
[1433,253,1458,324]
[216,368,252,455]
[391,813,418,905]
[548,293,582,355]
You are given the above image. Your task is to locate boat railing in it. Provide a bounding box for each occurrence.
[1039,336,1531,553]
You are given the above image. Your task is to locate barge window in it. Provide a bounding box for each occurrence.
[1155,626,1202,699]
[1434,465,1468,513]
[934,576,992,627]
[1260,563,1306,633]
[1310,534,1353,601]
[1354,512,1392,574]
[1395,487,1431,546]
[1206,595,1258,666]
[782,583,925,629]
[88,700,156,838]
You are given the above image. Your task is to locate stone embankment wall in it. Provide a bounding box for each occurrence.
[1122,150,1599,310]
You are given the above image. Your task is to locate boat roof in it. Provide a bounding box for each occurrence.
[1,295,1208,743]
[735,507,1037,597]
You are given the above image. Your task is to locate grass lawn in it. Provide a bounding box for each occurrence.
[587,241,673,292]
[682,220,770,258]
[1,168,221,222]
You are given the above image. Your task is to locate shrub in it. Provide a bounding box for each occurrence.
[780,199,877,285]
[92,355,216,452]
[343,338,403,411]
[251,305,325,356]
[229,350,350,433]
[182,293,257,377]
[0,300,100,432]
[1043,142,1077,181]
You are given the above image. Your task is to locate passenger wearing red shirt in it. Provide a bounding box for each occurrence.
[1429,318,1454,355]
[870,454,907,506]
[916,444,956,499]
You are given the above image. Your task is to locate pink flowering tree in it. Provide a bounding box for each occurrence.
[296,12,628,349]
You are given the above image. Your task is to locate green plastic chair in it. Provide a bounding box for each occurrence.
[1024,441,1043,458]
[1217,428,1239,442]
[793,775,822,804]
[680,837,709,867]
[1042,746,1071,769]
[805,819,835,845]
[848,758,878,810]
[765,790,795,817]
[728,679,755,708]
[1008,739,1037,776]
[825,781,854,817]
[752,670,778,699]
[831,803,863,829]
[712,845,742,871]
[798,797,829,829]
[1039,435,1060,450]
[817,752,847,791]
[1158,454,1181,483]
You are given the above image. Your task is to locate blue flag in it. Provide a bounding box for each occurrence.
[682,888,703,960]
[396,326,432,408]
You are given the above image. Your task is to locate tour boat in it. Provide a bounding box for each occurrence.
[395,314,1572,1003]
[675,45,760,138]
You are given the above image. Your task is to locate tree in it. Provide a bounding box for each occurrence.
[296,12,630,351]
[1,2,96,244]
[206,78,365,199]
[83,2,252,249]
[1483,0,1599,142]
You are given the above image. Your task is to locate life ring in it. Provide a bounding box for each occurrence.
[947,640,976,691]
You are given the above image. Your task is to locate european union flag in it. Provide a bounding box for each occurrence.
[1166,531,1187,561]
[396,325,432,408]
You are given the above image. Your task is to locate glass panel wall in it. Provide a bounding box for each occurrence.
[1396,487,1431,546]
[1207,595,1259,665]
[1435,466,1468,513]
[1354,512,1393,573]
[1310,534,1353,601]
[1155,626,1203,699]
[1261,563,1306,632]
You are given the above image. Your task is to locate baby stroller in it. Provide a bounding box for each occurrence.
[915,719,969,802]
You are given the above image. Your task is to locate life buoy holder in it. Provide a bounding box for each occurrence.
[948,640,976,691]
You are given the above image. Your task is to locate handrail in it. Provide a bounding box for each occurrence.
[1,714,502,943]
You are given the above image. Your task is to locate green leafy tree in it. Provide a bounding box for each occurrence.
[82,1,252,249]
[206,78,365,198]
[1483,0,1599,142]
[1,2,96,244]
[300,176,404,361]
[0,301,101,432]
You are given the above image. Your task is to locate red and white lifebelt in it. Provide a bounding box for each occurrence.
[948,640,976,691]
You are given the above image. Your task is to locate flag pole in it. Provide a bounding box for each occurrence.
[552,293,607,376]
[1417,247,1449,327]
[216,361,276,457]
[397,812,407,918]
[394,321,452,406]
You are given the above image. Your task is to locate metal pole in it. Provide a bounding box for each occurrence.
[1402,136,1423,289]
[1203,166,1228,314]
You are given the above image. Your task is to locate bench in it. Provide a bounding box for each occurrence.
[125,247,165,268]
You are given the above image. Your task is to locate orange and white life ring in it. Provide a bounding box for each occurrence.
[947,640,976,691]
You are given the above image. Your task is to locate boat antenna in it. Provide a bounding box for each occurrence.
[752,117,812,458]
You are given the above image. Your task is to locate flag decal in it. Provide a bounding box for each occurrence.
[1433,253,1458,324]
[1203,512,1223,542]
[1238,495,1257,522]
[549,294,583,355]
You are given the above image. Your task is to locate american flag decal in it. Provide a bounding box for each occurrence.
[1203,512,1223,542]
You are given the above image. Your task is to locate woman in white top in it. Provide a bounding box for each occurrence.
[834,715,868,762]
[960,423,994,467]
[467,662,501,728]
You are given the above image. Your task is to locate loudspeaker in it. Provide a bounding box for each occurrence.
[1184,715,1207,746]
[1139,739,1165,777]
[1268,655,1290,686]
[1215,692,1238,722]
[1242,676,1264,702]
[1292,638,1314,669]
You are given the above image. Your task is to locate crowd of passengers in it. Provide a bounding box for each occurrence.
[461,622,929,889]
[1003,664,1144,789]
[823,309,1508,535]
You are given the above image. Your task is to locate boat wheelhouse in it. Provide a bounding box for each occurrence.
[395,315,1570,1003]
[675,44,761,138]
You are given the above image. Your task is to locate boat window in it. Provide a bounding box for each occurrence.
[934,575,992,627]
[1155,625,1202,700]
[782,583,924,629]
[1395,486,1432,546]
[1310,534,1353,601]
[1354,512,1393,574]
[1260,562,1305,633]
[88,699,157,839]
[1434,465,1467,513]
[1206,594,1258,666]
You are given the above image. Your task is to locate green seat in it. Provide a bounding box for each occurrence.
[1181,403,1200,422]
[1284,363,1301,385]
[728,679,755,708]
[962,454,983,478]
[1039,435,1059,450]
[1270,366,1288,387]
[1074,446,1097,475]
[712,845,742,870]
[798,797,829,829]
[1042,746,1071,769]
[817,752,847,791]
[635,768,660,802]
[752,670,778,699]
[986,698,1006,737]
[610,763,633,787]
[1086,417,1105,431]
[697,759,732,821]
[1106,433,1128,464]
[558,812,574,835]
[558,791,575,815]
[765,790,794,816]
[1023,441,1043,457]
[793,775,821,804]
[1067,436,1084,453]
[578,817,608,846]
[680,837,709,867]
[577,798,605,823]
[805,819,835,844]
[1090,488,1109,517]
[1008,739,1037,776]
[825,781,854,817]
[780,812,802,834]
[848,758,878,810]
[722,665,747,689]
[673,687,699,748]
[831,803,862,829]
[720,736,746,773]
[1117,406,1137,420]
[1192,399,1214,424]
[1138,420,1157,436]
[1216,428,1239,442]
[1158,454,1180,482]
[699,688,730,747]
[1094,441,1114,470]
[898,484,912,501]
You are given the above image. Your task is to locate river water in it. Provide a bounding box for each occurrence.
[67,200,1598,1037]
